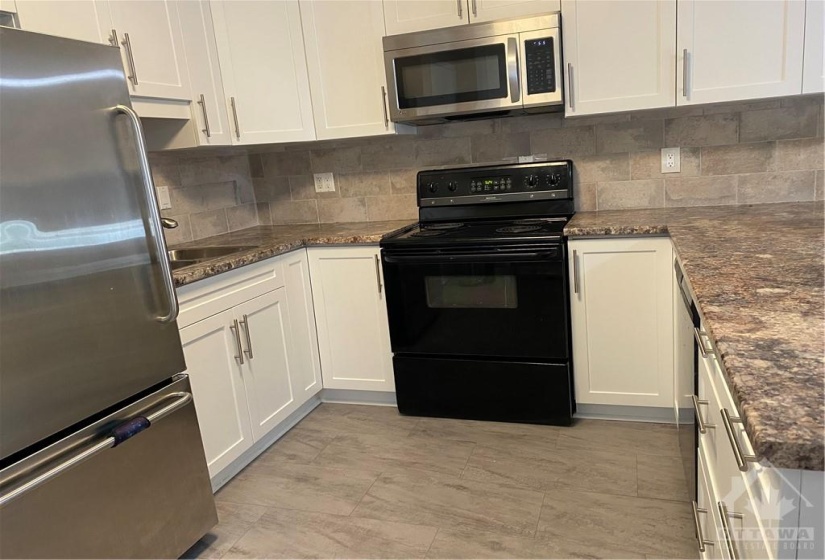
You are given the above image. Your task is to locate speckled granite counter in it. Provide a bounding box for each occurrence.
[566,202,825,471]
[171,221,413,287]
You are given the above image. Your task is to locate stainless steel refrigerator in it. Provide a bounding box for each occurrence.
[0,27,216,558]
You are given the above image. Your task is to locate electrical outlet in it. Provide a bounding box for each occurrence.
[156,185,172,210]
[661,147,681,174]
[314,172,335,193]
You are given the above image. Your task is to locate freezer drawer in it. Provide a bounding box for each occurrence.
[0,375,216,559]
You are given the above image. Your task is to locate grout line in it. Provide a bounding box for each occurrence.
[347,471,382,518]
[423,527,440,558]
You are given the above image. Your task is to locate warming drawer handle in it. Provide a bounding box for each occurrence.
[0,392,192,507]
[692,395,715,434]
[114,105,179,323]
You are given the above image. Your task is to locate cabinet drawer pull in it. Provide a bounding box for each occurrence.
[692,395,715,434]
[692,501,715,553]
[197,94,211,138]
[718,501,743,560]
[230,96,241,140]
[121,32,139,86]
[374,254,383,296]
[230,319,244,365]
[693,327,715,357]
[240,314,253,360]
[721,407,758,472]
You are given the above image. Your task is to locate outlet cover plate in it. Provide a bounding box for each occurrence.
[661,147,681,174]
[156,185,172,210]
[314,172,335,193]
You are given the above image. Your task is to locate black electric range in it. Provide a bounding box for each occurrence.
[380,161,575,426]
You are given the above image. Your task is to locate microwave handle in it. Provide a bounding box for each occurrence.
[507,37,520,103]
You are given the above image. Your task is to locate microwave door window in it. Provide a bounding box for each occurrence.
[395,44,508,109]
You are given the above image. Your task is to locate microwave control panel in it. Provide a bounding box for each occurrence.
[524,37,556,95]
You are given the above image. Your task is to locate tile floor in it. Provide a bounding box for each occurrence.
[183,404,698,559]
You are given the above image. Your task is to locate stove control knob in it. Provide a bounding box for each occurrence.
[447,181,458,192]
[549,173,561,187]
[524,175,538,189]
[427,182,438,193]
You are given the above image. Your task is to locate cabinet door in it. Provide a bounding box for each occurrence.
[282,250,323,405]
[308,247,394,392]
[211,0,315,144]
[301,0,395,140]
[383,0,468,35]
[562,0,675,116]
[677,0,806,105]
[236,288,296,441]
[108,0,191,100]
[470,0,558,23]
[15,0,112,44]
[569,237,674,408]
[803,0,824,94]
[177,0,232,146]
[180,309,252,479]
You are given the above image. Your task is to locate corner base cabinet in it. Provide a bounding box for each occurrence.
[568,237,674,408]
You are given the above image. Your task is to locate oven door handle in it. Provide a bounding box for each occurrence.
[383,250,558,264]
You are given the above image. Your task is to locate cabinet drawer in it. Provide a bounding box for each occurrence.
[698,445,724,559]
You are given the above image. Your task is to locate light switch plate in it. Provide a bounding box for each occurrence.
[661,147,681,173]
[156,185,172,210]
[314,172,335,193]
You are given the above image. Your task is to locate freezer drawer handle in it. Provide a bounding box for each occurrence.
[114,105,179,323]
[0,392,192,507]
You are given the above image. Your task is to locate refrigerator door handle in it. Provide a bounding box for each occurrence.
[0,392,192,507]
[114,104,179,323]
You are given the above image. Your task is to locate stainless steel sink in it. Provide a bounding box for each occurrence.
[167,245,255,262]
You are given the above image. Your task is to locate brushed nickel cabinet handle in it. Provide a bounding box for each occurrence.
[109,28,119,47]
[375,254,383,295]
[567,63,575,111]
[240,314,253,360]
[230,96,241,140]
[121,32,139,86]
[692,501,715,553]
[718,501,743,560]
[456,0,462,18]
[572,249,580,294]
[230,319,244,365]
[721,408,758,472]
[692,395,715,434]
[381,86,389,129]
[197,93,211,138]
[693,327,716,357]
[683,48,690,99]
[472,0,477,17]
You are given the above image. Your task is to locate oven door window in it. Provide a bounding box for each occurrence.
[425,274,517,309]
[394,44,507,109]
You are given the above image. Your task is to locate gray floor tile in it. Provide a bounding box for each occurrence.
[296,403,420,438]
[223,507,438,559]
[253,427,336,465]
[426,528,646,559]
[537,487,698,559]
[216,461,378,516]
[181,501,266,559]
[312,431,475,477]
[351,469,545,537]
[637,454,691,502]
[557,419,681,457]
[411,416,562,456]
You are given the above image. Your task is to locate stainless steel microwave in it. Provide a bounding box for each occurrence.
[382,14,563,124]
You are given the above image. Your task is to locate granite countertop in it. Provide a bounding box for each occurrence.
[171,221,413,287]
[566,202,825,471]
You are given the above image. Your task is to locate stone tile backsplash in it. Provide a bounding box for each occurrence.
[150,94,824,236]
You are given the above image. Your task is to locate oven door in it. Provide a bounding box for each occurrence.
[381,244,568,361]
[384,34,522,122]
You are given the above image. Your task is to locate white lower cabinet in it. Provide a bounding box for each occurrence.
[568,237,674,409]
[308,246,394,392]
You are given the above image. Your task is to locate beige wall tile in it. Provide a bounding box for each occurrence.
[190,208,229,239]
[415,137,472,166]
[562,113,629,128]
[780,95,824,109]
[338,171,391,198]
[630,148,700,179]
[775,138,825,171]
[702,99,780,115]
[737,171,816,204]
[664,114,739,147]
[574,154,630,183]
[574,181,597,211]
[169,181,238,215]
[530,126,596,157]
[816,170,824,200]
[256,202,272,225]
[310,146,361,173]
[596,120,664,154]
[366,195,417,221]
[471,133,531,163]
[418,119,497,138]
[318,197,367,223]
[740,106,819,142]
[664,176,737,207]
[271,199,319,225]
[226,203,259,231]
[253,177,290,203]
[162,214,192,246]
[289,174,340,200]
[248,154,264,178]
[597,179,664,210]
[630,106,703,120]
[361,138,417,171]
[261,151,312,177]
[149,161,181,188]
[390,168,418,195]
[500,112,562,133]
[700,142,776,176]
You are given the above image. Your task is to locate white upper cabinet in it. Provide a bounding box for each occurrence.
[383,0,467,35]
[803,0,825,94]
[108,1,191,101]
[561,0,676,116]
[177,0,232,146]
[14,0,112,44]
[300,0,395,140]
[677,0,806,105]
[469,0,559,23]
[211,0,315,145]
